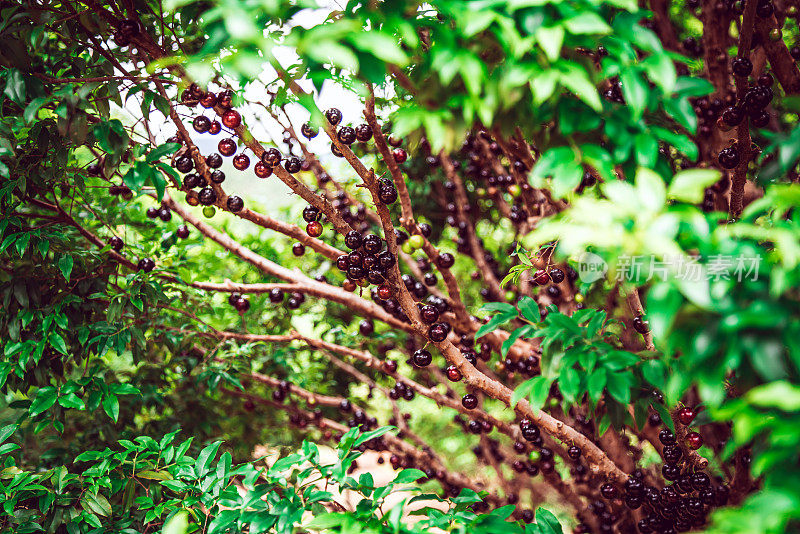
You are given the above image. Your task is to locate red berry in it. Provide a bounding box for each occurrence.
[233,154,250,170]
[200,92,217,108]
[377,285,393,299]
[686,432,703,450]
[221,109,241,129]
[446,365,462,381]
[677,407,696,425]
[392,148,407,163]
[218,138,237,156]
[306,221,323,237]
[254,161,272,178]
[532,269,550,285]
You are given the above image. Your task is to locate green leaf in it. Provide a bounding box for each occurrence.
[531,69,559,106]
[30,386,58,417]
[674,76,714,97]
[621,69,648,121]
[146,142,181,163]
[667,168,721,203]
[393,468,425,484]
[528,375,554,410]
[536,25,564,62]
[559,367,581,402]
[58,393,85,410]
[306,513,346,529]
[511,378,537,408]
[479,302,517,314]
[81,492,112,517]
[24,97,48,123]
[138,469,173,481]
[0,424,18,444]
[517,296,541,323]
[664,97,697,133]
[197,440,223,474]
[564,12,611,35]
[162,511,189,534]
[558,66,601,112]
[475,309,518,339]
[606,372,632,404]
[102,394,119,422]
[49,332,67,355]
[349,32,408,66]
[643,53,676,94]
[354,426,393,447]
[0,443,20,455]
[3,69,26,103]
[634,133,658,169]
[502,325,536,358]
[535,508,563,534]
[745,381,800,411]
[587,368,607,404]
[58,254,73,281]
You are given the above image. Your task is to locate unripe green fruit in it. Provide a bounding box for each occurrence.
[529,450,542,462]
[401,241,414,254]
[203,206,216,218]
[408,234,425,250]
[508,184,521,197]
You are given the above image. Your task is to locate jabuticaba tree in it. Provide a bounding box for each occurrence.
[1,0,799,533]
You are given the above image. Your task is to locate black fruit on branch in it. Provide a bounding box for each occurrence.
[355,123,373,141]
[325,108,342,125]
[198,187,217,205]
[285,157,302,173]
[137,258,155,272]
[218,138,237,156]
[226,196,244,212]
[632,315,649,334]
[205,153,223,169]
[731,57,753,77]
[210,170,226,184]
[718,146,740,169]
[337,126,356,145]
[461,394,478,409]
[412,349,432,367]
[262,148,282,167]
[193,115,211,133]
[301,123,318,139]
[175,156,193,173]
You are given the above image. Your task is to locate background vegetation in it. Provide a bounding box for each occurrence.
[1,0,800,533]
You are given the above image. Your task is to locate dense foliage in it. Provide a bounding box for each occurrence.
[1,0,800,533]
